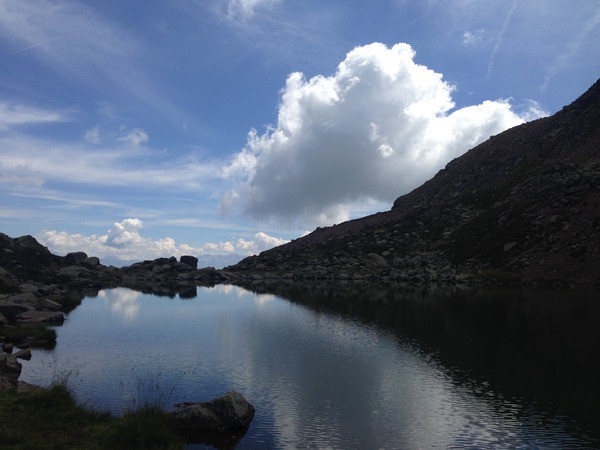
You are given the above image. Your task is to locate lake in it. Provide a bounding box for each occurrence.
[19,283,600,448]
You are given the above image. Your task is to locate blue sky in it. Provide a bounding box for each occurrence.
[1,0,599,267]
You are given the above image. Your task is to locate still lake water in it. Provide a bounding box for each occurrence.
[20,283,600,448]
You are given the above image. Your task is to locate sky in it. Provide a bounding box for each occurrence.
[1,0,599,267]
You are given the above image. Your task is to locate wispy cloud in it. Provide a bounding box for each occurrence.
[11,190,123,209]
[462,29,485,46]
[0,133,221,191]
[118,128,149,146]
[0,0,190,126]
[0,0,137,84]
[0,101,69,130]
[487,0,519,77]
[226,0,281,21]
[541,4,600,92]
[84,125,101,144]
[7,37,60,55]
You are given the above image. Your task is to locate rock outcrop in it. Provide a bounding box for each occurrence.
[223,78,600,286]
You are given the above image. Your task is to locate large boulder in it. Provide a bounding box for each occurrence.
[180,255,198,269]
[172,391,255,435]
[81,256,100,267]
[65,252,88,264]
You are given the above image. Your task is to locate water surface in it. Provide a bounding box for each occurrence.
[20,283,600,448]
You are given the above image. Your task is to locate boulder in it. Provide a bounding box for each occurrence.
[65,252,88,264]
[59,265,88,278]
[37,298,62,311]
[1,342,13,353]
[172,391,255,434]
[0,301,31,321]
[13,348,32,360]
[0,352,22,379]
[15,235,51,254]
[180,255,198,269]
[81,256,100,267]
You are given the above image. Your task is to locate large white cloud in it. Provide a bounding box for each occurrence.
[221,42,538,227]
[37,218,288,267]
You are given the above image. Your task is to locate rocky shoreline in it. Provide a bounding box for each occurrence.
[0,232,262,441]
[0,229,498,394]
[0,232,226,388]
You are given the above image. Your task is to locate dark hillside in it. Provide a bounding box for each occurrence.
[224,79,600,285]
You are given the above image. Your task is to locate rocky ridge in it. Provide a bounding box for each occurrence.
[223,78,600,285]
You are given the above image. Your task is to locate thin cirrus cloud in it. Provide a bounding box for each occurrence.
[0,0,189,126]
[0,132,220,191]
[226,0,280,21]
[221,42,539,228]
[541,4,600,92]
[0,101,69,131]
[0,0,136,84]
[486,0,519,77]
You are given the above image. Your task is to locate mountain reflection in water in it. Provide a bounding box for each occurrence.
[19,283,600,448]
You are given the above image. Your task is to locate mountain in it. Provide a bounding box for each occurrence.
[224,79,600,285]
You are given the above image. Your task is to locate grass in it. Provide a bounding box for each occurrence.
[2,323,57,346]
[0,383,185,449]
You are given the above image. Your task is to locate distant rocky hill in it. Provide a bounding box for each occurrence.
[224,79,600,285]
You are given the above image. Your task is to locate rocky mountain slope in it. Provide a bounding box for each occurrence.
[224,79,600,285]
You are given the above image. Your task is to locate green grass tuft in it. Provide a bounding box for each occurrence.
[0,383,185,449]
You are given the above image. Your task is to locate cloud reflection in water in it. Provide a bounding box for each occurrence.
[98,287,141,320]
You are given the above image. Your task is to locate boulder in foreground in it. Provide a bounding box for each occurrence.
[172,391,255,435]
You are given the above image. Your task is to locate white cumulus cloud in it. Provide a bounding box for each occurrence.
[37,218,288,266]
[221,42,535,228]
